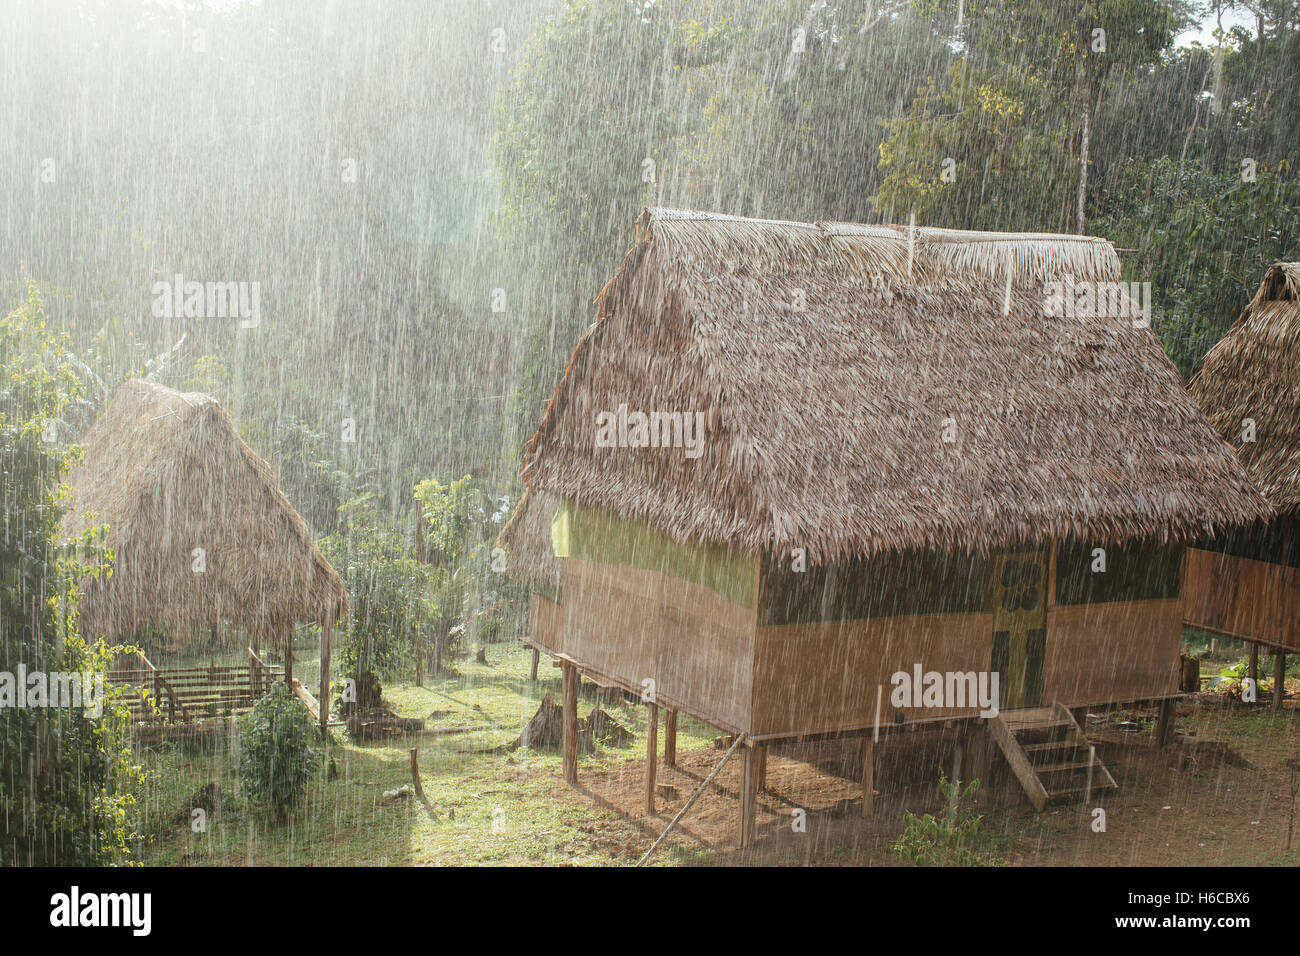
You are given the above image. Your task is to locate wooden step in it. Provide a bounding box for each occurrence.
[999,707,1060,727]
[1021,740,1079,753]
[990,703,1118,811]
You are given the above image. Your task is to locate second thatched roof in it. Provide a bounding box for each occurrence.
[503,208,1269,573]
[1189,262,1300,516]
[61,379,346,640]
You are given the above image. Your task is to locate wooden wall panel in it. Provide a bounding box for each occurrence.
[529,593,562,652]
[556,557,755,732]
[751,613,994,737]
[1043,598,1182,705]
[1182,548,1300,652]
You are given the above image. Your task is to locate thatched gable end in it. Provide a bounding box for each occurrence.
[507,208,1269,565]
[1189,262,1300,516]
[61,379,346,640]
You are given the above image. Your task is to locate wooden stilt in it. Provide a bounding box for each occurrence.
[318,620,331,734]
[1156,697,1177,747]
[1249,642,1259,694]
[529,647,540,682]
[739,744,760,849]
[645,704,659,815]
[964,720,989,783]
[664,709,677,767]
[638,734,745,866]
[562,661,578,785]
[860,735,875,817]
[755,744,767,791]
[1274,652,1287,712]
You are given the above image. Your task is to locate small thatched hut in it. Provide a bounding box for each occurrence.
[500,208,1269,844]
[1183,263,1300,702]
[62,379,345,729]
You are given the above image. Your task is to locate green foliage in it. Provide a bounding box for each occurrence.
[1095,158,1299,375]
[414,475,501,653]
[238,682,320,821]
[0,284,140,865]
[876,0,1179,231]
[890,776,1004,867]
[320,490,434,681]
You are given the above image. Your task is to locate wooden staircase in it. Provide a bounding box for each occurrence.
[989,703,1116,811]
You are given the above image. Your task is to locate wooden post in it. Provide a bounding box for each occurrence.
[561,661,578,785]
[529,647,540,682]
[963,720,988,783]
[1249,642,1259,694]
[860,735,875,817]
[645,703,659,815]
[1156,697,1177,747]
[755,744,767,791]
[664,709,678,767]
[284,625,293,684]
[318,620,331,735]
[739,743,760,849]
[409,748,424,798]
[1274,652,1287,712]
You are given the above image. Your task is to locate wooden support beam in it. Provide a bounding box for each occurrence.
[318,621,331,735]
[645,703,659,815]
[739,744,760,849]
[861,735,875,817]
[1249,642,1259,693]
[1274,652,1287,712]
[638,734,745,866]
[561,661,578,785]
[755,744,767,791]
[1156,697,1177,747]
[529,647,540,682]
[664,709,678,767]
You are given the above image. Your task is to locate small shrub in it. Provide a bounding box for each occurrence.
[890,776,1004,867]
[239,683,320,821]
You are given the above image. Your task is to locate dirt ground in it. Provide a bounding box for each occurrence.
[544,695,1300,866]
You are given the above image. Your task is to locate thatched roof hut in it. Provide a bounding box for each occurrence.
[62,379,345,644]
[1188,262,1300,514]
[503,208,1272,842]
[504,208,1265,569]
[1184,263,1300,665]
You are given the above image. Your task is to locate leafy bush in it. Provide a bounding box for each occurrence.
[0,284,140,865]
[238,683,320,821]
[890,776,1004,867]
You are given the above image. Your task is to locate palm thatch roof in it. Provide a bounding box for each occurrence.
[502,208,1269,573]
[1189,262,1300,516]
[61,379,346,639]
[497,490,561,588]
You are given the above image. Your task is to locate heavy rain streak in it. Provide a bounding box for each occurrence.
[0,0,1297,902]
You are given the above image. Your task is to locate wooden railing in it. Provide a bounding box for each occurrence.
[106,649,284,724]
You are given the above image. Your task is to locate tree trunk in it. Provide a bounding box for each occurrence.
[1077,101,1091,234]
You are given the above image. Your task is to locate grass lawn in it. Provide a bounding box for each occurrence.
[129,634,1300,867]
[131,641,716,866]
